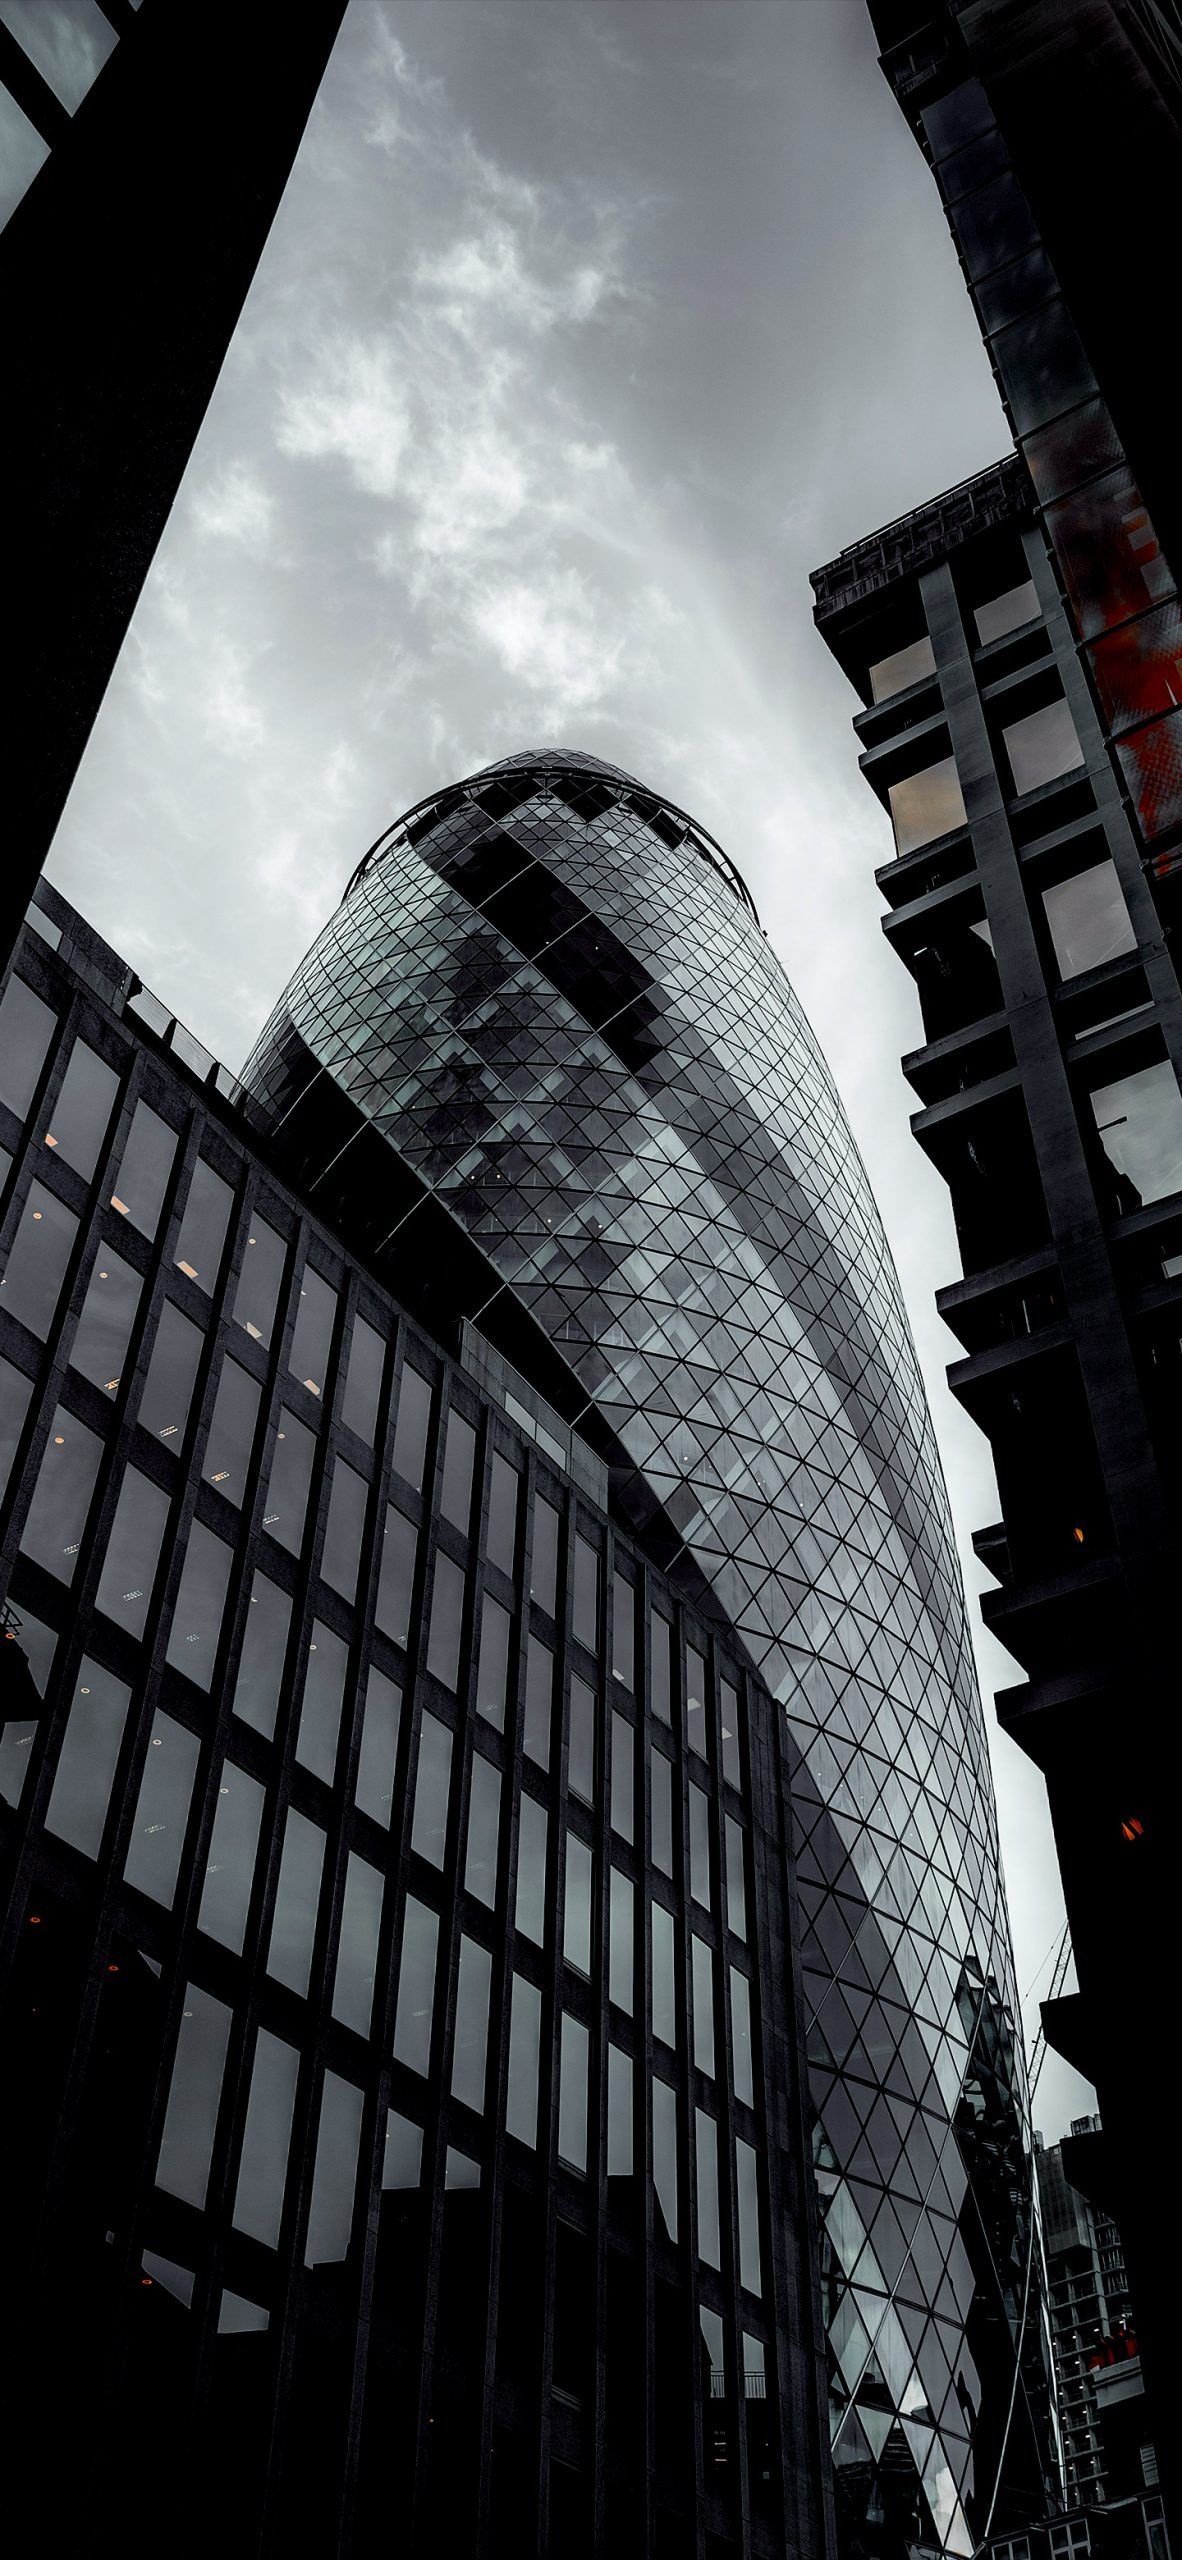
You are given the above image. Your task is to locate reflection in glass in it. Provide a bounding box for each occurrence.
[110,1100,177,1239]
[464,1754,501,1906]
[696,2111,721,2268]
[393,1895,438,2075]
[887,754,967,857]
[475,1593,511,1730]
[306,2073,364,2266]
[199,1760,265,1952]
[651,1750,674,1875]
[515,1796,548,1946]
[451,1937,492,2111]
[651,1614,672,1724]
[232,1212,286,1349]
[174,1157,234,1294]
[289,1264,337,1399]
[689,1783,712,1909]
[262,1409,317,1557]
[523,1635,552,1768]
[391,1360,432,1489]
[44,1657,130,1855]
[355,1666,401,1827]
[321,1455,367,1603]
[69,1248,141,1397]
[725,1817,747,1940]
[1,1179,77,1337]
[607,2044,632,2175]
[342,1313,385,1444]
[564,1835,593,1975]
[43,1039,119,1179]
[124,1712,199,1906]
[233,1571,290,1739]
[720,1679,743,1791]
[95,1466,169,1635]
[374,1504,416,1647]
[652,1902,677,2047]
[506,1974,541,2145]
[611,1572,635,1687]
[156,1983,232,2208]
[411,1711,452,1867]
[297,1621,349,1784]
[652,2078,678,2241]
[1042,862,1135,981]
[204,1357,260,1506]
[218,2290,269,2335]
[1090,1061,1182,1210]
[558,2013,588,2171]
[568,1674,595,1803]
[609,1868,633,2013]
[868,633,936,701]
[165,1522,232,1691]
[0,974,55,1119]
[439,1407,476,1531]
[686,1645,708,1758]
[731,1967,754,2107]
[19,1402,102,1583]
[692,1937,715,2078]
[736,2138,762,2294]
[1003,697,1082,796]
[383,2108,422,2191]
[426,1551,465,1691]
[530,1493,559,1611]
[572,1533,599,1650]
[610,1711,634,1843]
[268,1809,325,1997]
[486,1452,519,1575]
[234,2028,300,2247]
[332,1852,383,2036]
[974,579,1039,645]
[138,1299,203,1446]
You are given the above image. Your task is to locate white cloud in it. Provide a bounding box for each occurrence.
[468,567,624,713]
[191,462,277,556]
[277,336,411,496]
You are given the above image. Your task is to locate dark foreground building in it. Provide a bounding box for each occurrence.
[1036,2120,1145,2513]
[812,0,1182,2529]
[0,0,347,967]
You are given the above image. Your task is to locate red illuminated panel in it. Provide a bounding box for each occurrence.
[1114,706,1182,843]
[1045,467,1173,640]
[1089,602,1182,735]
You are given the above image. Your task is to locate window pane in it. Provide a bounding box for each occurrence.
[342,1313,385,1443]
[110,1101,176,1239]
[1003,697,1082,796]
[289,1264,337,1400]
[411,1711,452,1868]
[383,2108,422,2191]
[439,1407,476,1532]
[374,1503,416,1646]
[475,1592,511,1730]
[174,1157,234,1294]
[391,1360,432,1489]
[204,1358,261,1507]
[156,1984,232,2209]
[564,1835,593,1975]
[234,2028,299,2247]
[607,2044,632,2176]
[263,1408,317,1557]
[1042,862,1135,981]
[451,1936,491,2111]
[165,1522,232,1691]
[692,1938,715,2078]
[124,1711,200,1906]
[731,1967,754,2108]
[43,1040,120,1179]
[268,1809,325,1997]
[305,2073,364,2268]
[558,2013,588,2171]
[868,632,935,701]
[652,2079,678,2241]
[651,1750,674,1875]
[1090,1061,1182,1210]
[725,1817,747,1940]
[355,1666,401,1827]
[650,1614,672,1724]
[0,974,55,1119]
[199,1759,265,1952]
[19,1402,102,1583]
[321,1455,368,1602]
[69,1248,141,1397]
[974,578,1039,645]
[464,1754,501,1907]
[393,1896,438,2075]
[45,1657,130,1855]
[232,1213,287,1349]
[572,1533,599,1650]
[609,1868,633,2013]
[138,1299,203,1446]
[530,1493,559,1610]
[610,1712,634,1843]
[652,1902,677,2048]
[332,1852,383,2037]
[736,2139,762,2293]
[689,1783,712,1909]
[720,1679,743,1791]
[1,1179,77,1337]
[233,1571,290,1739]
[887,754,967,856]
[611,1572,635,1687]
[685,1645,709,1758]
[427,1550,466,1691]
[297,1620,348,1783]
[0,1600,52,1806]
[523,1635,553,1768]
[696,2111,721,2268]
[506,1974,541,2145]
[96,1466,169,1636]
[486,1452,519,1575]
[515,1796,548,1946]
[568,1674,596,1803]
[0,1353,32,1501]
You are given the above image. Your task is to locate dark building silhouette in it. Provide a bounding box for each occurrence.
[1036,2119,1150,2513]
[811,2,1182,2520]
[240,748,1054,2556]
[0,0,347,969]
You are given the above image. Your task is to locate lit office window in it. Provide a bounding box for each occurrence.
[69,1250,141,1397]
[868,633,935,701]
[1,1180,77,1338]
[887,754,967,856]
[173,1157,234,1294]
[138,1300,203,1446]
[42,1039,120,1179]
[232,1213,286,1348]
[288,1264,337,1399]
[110,1101,177,1239]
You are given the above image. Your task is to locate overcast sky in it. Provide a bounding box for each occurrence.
[46,0,1093,2137]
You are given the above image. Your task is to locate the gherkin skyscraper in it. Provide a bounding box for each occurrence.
[242,747,1054,2556]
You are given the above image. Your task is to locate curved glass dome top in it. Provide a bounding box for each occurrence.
[242,752,1049,2556]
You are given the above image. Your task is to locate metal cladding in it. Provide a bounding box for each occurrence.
[242,749,1047,2554]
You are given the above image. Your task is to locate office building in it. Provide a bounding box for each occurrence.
[1037,2120,1142,2511]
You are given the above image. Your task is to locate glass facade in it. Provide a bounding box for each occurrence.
[241,748,1038,2556]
